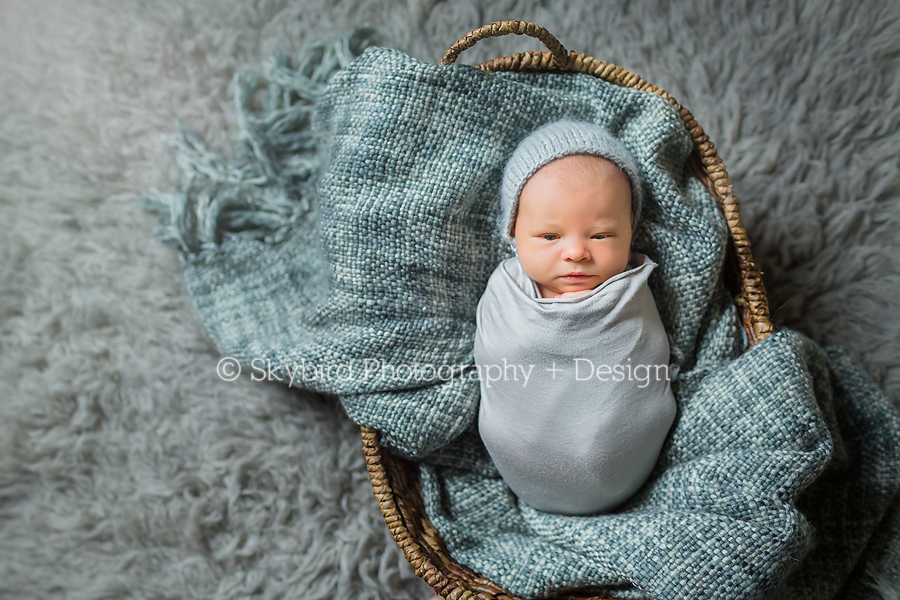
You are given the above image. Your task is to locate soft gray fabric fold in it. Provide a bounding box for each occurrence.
[475,254,677,515]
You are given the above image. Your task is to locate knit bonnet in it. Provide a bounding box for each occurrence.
[500,120,643,244]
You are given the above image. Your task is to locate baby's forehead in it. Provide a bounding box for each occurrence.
[538,153,626,178]
[525,154,633,197]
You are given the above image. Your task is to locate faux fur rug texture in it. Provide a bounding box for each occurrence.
[2,0,899,598]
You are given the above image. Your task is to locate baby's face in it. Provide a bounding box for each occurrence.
[514,154,633,298]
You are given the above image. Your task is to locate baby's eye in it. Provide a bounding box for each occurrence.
[591,234,608,240]
[541,234,559,241]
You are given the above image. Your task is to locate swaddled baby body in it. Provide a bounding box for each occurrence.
[475,120,677,515]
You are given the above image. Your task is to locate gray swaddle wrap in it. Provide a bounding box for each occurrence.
[475,253,677,515]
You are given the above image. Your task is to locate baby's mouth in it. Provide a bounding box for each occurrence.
[561,273,592,281]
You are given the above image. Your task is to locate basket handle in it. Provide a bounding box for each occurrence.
[440,20,568,68]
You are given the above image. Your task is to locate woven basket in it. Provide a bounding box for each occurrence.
[360,21,774,600]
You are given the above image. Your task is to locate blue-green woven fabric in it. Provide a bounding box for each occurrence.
[145,34,900,600]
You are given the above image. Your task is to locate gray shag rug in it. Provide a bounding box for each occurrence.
[2,1,899,598]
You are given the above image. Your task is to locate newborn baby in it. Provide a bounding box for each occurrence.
[474,120,677,515]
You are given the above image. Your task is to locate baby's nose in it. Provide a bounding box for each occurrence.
[562,239,590,260]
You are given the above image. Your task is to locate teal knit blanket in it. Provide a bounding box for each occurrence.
[145,31,900,600]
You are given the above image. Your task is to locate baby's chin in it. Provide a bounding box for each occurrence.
[554,288,595,298]
[538,284,598,298]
